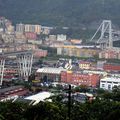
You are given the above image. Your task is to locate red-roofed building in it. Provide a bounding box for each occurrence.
[103,63,120,72]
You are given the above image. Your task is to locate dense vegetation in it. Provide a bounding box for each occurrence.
[0,0,120,28]
[0,86,120,120]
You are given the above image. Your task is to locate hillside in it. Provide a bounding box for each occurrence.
[0,0,120,27]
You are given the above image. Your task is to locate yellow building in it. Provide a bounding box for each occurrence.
[57,45,100,58]
[34,25,41,35]
[25,24,41,34]
[79,62,91,70]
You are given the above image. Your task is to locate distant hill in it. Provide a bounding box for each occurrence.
[0,0,120,28]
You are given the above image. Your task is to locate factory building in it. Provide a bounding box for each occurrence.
[35,67,66,82]
[61,71,100,87]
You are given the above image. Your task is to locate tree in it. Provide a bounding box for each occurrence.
[24,102,67,120]
[0,102,27,120]
[112,86,120,101]
[96,88,106,95]
[105,109,120,120]
[0,114,5,120]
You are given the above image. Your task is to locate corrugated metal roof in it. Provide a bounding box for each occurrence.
[25,91,52,101]
[36,67,66,74]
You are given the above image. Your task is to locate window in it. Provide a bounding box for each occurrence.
[113,82,118,84]
[113,85,117,88]
[107,82,112,83]
[108,84,111,90]
[102,81,105,83]
[102,84,105,87]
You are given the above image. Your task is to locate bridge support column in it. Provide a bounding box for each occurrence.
[0,58,5,86]
[90,20,113,49]
[100,43,108,49]
[17,53,33,81]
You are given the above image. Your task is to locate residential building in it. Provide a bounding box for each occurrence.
[0,17,12,33]
[2,34,15,43]
[100,77,120,90]
[25,24,35,33]
[33,49,48,58]
[15,32,26,40]
[41,26,52,35]
[99,48,120,59]
[70,39,82,45]
[57,46,100,58]
[16,23,42,34]
[6,25,14,34]
[34,25,41,35]
[28,40,42,45]
[79,61,91,70]
[16,44,38,51]
[16,23,25,33]
[25,32,37,40]
[57,34,67,41]
[49,35,56,41]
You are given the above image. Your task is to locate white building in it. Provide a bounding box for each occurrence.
[25,24,35,33]
[57,34,67,41]
[41,26,52,35]
[49,35,56,41]
[100,77,120,90]
[16,23,25,33]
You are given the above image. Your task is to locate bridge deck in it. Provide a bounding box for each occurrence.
[0,50,33,57]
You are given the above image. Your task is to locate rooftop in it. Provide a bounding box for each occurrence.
[101,77,120,82]
[24,91,53,105]
[36,67,66,74]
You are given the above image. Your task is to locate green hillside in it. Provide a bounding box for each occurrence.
[0,0,120,27]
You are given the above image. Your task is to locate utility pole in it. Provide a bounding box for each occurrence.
[68,84,71,120]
